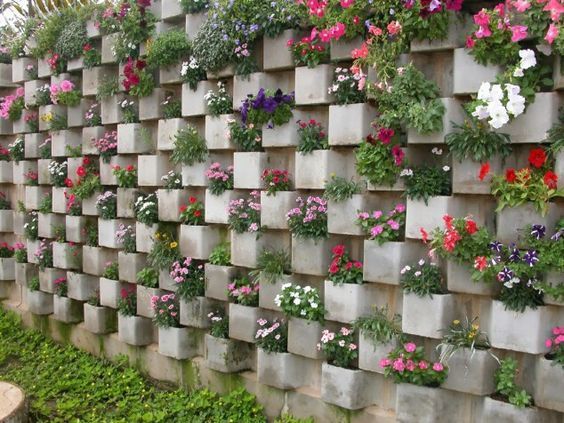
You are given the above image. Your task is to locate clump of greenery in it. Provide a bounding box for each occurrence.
[353,306,403,346]
[249,249,290,284]
[494,358,533,408]
[400,259,445,297]
[146,30,191,69]
[54,20,88,62]
[402,165,451,204]
[102,262,119,281]
[137,267,159,288]
[171,126,209,165]
[437,316,493,364]
[208,242,231,266]
[180,0,208,13]
[324,175,362,202]
[96,77,120,101]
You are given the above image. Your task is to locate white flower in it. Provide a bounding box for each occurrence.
[418,259,425,266]
[487,101,510,129]
[489,84,504,102]
[472,104,490,120]
[293,298,301,305]
[504,84,521,97]
[310,302,318,309]
[506,95,525,117]
[476,82,491,102]
[303,286,312,293]
[431,147,443,156]
[519,49,536,70]
[400,168,413,177]
[442,166,450,172]
[513,68,524,77]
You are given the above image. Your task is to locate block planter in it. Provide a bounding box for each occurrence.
[288,317,324,360]
[117,188,137,218]
[185,12,207,41]
[53,295,83,323]
[139,88,166,121]
[205,114,236,150]
[15,263,37,287]
[67,99,94,128]
[295,65,334,105]
[0,258,15,281]
[158,326,198,360]
[205,334,251,373]
[83,303,117,334]
[181,159,212,187]
[441,347,498,395]
[452,155,504,195]
[488,301,552,354]
[98,219,126,249]
[137,155,170,186]
[324,281,372,323]
[99,277,125,309]
[51,187,67,214]
[204,190,239,224]
[411,13,469,51]
[263,29,299,70]
[261,110,310,148]
[406,196,455,239]
[291,236,334,276]
[0,162,12,183]
[52,242,82,271]
[396,384,455,423]
[118,314,154,346]
[82,246,116,276]
[137,285,164,319]
[233,152,268,189]
[328,103,374,146]
[258,274,292,312]
[100,155,136,185]
[82,126,105,155]
[453,48,501,95]
[481,397,558,423]
[205,264,237,301]
[24,80,44,106]
[101,33,118,64]
[66,215,89,243]
[446,261,500,296]
[321,363,374,410]
[179,225,221,260]
[257,349,309,390]
[157,118,186,151]
[358,332,396,374]
[81,193,101,216]
[39,104,66,131]
[260,191,297,229]
[118,252,146,283]
[26,186,51,211]
[407,98,464,144]
[26,288,53,315]
[228,303,260,343]
[534,357,564,412]
[231,231,287,269]
[157,189,186,222]
[14,160,37,185]
[11,57,36,83]
[496,203,558,246]
[179,296,216,329]
[159,63,183,84]
[158,269,177,292]
[402,293,456,339]
[135,222,157,253]
[363,241,424,285]
[117,123,154,154]
[83,66,118,97]
[328,195,365,235]
[0,210,13,232]
[25,133,42,157]
[67,272,98,301]
[38,213,64,238]
[101,94,128,125]
[295,150,345,189]
[181,80,213,116]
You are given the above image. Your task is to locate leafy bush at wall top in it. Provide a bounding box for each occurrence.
[54,20,88,62]
[147,30,191,68]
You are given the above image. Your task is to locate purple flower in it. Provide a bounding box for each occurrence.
[497,266,513,283]
[508,245,520,263]
[551,229,563,241]
[489,241,503,253]
[530,224,546,240]
[523,249,539,267]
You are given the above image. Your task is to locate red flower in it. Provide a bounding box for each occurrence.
[64,178,73,188]
[126,165,135,172]
[76,166,86,177]
[442,214,454,231]
[83,43,92,52]
[377,127,395,144]
[505,168,516,183]
[528,148,547,169]
[193,210,202,217]
[474,256,488,272]
[420,227,429,243]
[465,219,478,235]
[478,162,490,181]
[543,170,558,189]
[332,244,345,257]
[82,156,90,166]
[329,262,339,274]
[120,288,128,299]
[179,205,187,213]
[189,196,197,204]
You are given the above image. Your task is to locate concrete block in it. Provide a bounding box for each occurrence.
[402,293,456,339]
[118,314,154,346]
[324,280,373,323]
[67,272,98,301]
[288,317,324,360]
[53,295,83,323]
[204,334,251,373]
[179,225,222,260]
[295,65,334,105]
[83,303,117,334]
[328,103,374,146]
[158,326,199,360]
[205,264,237,301]
[257,349,310,390]
[321,363,374,410]
[228,303,260,343]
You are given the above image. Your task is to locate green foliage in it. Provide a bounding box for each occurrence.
[112,0,156,63]
[37,194,52,214]
[95,77,120,101]
[324,175,362,202]
[171,126,209,165]
[400,259,445,297]
[54,19,87,62]
[438,316,493,364]
[70,175,101,201]
[276,283,325,322]
[136,267,159,288]
[228,121,263,152]
[355,135,403,187]
[147,30,191,68]
[402,165,451,205]
[84,221,98,247]
[494,358,533,408]
[208,242,231,266]
[256,319,287,353]
[353,306,403,346]
[147,230,181,271]
[180,0,208,13]
[162,97,182,120]
[102,262,119,280]
[296,119,328,154]
[204,81,233,115]
[208,310,229,338]
[249,249,290,285]
[28,276,40,291]
[547,109,564,155]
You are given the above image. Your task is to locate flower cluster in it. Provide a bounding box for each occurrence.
[205,162,234,195]
[400,259,444,297]
[83,43,101,69]
[356,204,406,245]
[286,196,328,239]
[240,88,295,129]
[119,98,138,124]
[112,164,137,188]
[327,67,366,105]
[170,257,205,300]
[48,160,68,188]
[255,318,287,353]
[96,191,117,220]
[355,129,404,186]
[287,31,329,68]
[275,283,325,322]
[134,193,158,226]
[151,293,180,328]
[179,196,205,225]
[203,81,233,116]
[161,170,182,190]
[93,130,118,163]
[84,103,101,127]
[180,56,206,90]
[0,87,25,121]
[208,310,229,338]
[381,342,448,387]
[261,168,291,196]
[328,244,363,285]
[148,231,180,271]
[115,223,136,253]
[117,285,136,316]
[227,276,259,307]
[49,80,81,106]
[8,137,24,163]
[35,239,53,270]
[24,171,39,186]
[0,147,9,161]
[13,242,27,263]
[122,57,154,96]
[317,327,358,369]
[227,191,261,233]
[0,241,14,258]
[545,326,564,368]
[471,80,528,129]
[296,119,328,154]
[68,156,101,201]
[54,276,68,297]
[65,192,81,216]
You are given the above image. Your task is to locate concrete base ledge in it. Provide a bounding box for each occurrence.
[0,382,27,423]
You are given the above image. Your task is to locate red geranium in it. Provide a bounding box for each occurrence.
[465,219,477,234]
[505,168,516,183]
[64,178,73,187]
[76,166,86,177]
[478,162,490,181]
[332,244,345,257]
[189,196,197,204]
[543,170,558,189]
[528,148,547,169]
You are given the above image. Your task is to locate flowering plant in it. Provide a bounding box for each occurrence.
[355,129,404,186]
[227,119,262,152]
[170,257,205,300]
[0,147,9,162]
[204,81,233,116]
[115,223,136,253]
[8,137,24,163]
[400,259,445,297]
[13,243,27,263]
[318,327,358,369]
[84,103,102,127]
[54,276,67,297]
[429,215,491,264]
[328,66,366,105]
[240,88,294,129]
[48,160,68,188]
[151,293,180,328]
[112,164,137,188]
[93,130,118,163]
[261,168,291,196]
[179,196,205,225]
[180,57,207,90]
[275,283,325,322]
[473,240,545,312]
[24,211,38,240]
[286,196,328,239]
[470,80,528,130]
[0,242,14,258]
[401,163,452,204]
[24,171,39,186]
[25,112,39,133]
[437,316,492,364]
[227,191,261,234]
[208,310,229,338]
[328,244,363,285]
[355,204,406,245]
[69,156,101,201]
[117,285,137,316]
[545,326,564,368]
[205,162,234,195]
[49,80,81,107]
[96,191,117,220]
[161,170,182,190]
[122,58,154,97]
[162,94,182,120]
[35,239,53,270]
[102,262,119,280]
[46,52,65,75]
[0,192,9,210]
[148,231,181,271]
[134,193,158,226]
[82,43,101,69]
[381,342,448,387]
[227,276,259,306]
[65,192,82,216]
[119,98,138,124]
[489,147,562,216]
[296,119,328,154]
[0,88,25,121]
[256,318,287,353]
[287,32,329,68]
[25,63,38,80]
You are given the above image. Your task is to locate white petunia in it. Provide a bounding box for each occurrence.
[476,82,491,102]
[472,104,490,120]
[487,101,510,129]
[519,49,536,70]
[489,84,504,102]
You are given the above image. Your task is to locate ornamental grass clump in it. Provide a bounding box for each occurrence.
[353,306,403,347]
[327,245,363,285]
[323,175,361,203]
[437,316,493,364]
[381,342,448,387]
[286,196,328,239]
[249,248,290,285]
[355,204,406,245]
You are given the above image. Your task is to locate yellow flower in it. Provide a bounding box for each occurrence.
[40,112,53,122]
[154,232,160,239]
[453,320,460,325]
[472,324,479,330]
[169,242,178,249]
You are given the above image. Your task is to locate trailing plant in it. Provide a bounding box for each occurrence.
[227,276,259,307]
[400,259,445,297]
[296,119,328,154]
[323,175,361,203]
[318,327,358,369]
[171,125,208,165]
[170,257,205,300]
[146,30,191,69]
[286,196,328,239]
[256,318,287,353]
[275,283,325,323]
[494,358,532,408]
[355,204,406,245]
[327,244,363,285]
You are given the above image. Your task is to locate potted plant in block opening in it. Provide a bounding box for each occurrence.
[170,257,206,327]
[251,248,291,311]
[227,276,260,343]
[117,284,153,346]
[356,203,406,244]
[487,358,534,413]
[356,128,404,188]
[152,292,195,360]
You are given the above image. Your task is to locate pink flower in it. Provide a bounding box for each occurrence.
[543,0,564,22]
[370,225,384,237]
[475,25,492,39]
[16,87,24,97]
[60,80,74,93]
[432,362,444,372]
[545,23,559,44]
[510,25,528,42]
[404,342,416,353]
[379,358,391,368]
[419,360,429,370]
[393,358,405,372]
[339,0,354,8]
[545,338,553,348]
[387,21,402,35]
[395,203,406,213]
[406,359,416,371]
[473,9,490,27]
[512,0,531,12]
[465,36,475,49]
